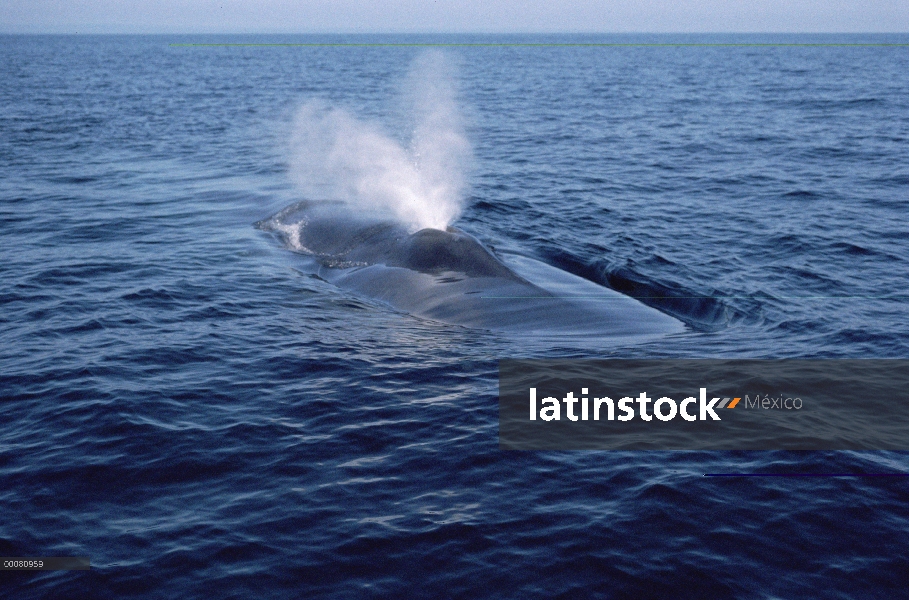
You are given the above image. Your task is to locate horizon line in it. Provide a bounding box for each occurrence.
[3,31,909,37]
[168,42,909,47]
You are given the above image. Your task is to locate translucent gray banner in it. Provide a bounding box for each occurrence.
[1,557,90,570]
[499,360,909,450]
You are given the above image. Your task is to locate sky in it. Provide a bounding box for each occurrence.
[1,0,908,34]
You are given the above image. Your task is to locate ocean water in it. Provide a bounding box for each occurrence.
[1,33,908,598]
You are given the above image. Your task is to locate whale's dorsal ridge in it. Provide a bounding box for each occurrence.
[401,227,525,280]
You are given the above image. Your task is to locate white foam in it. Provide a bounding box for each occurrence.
[271,218,306,252]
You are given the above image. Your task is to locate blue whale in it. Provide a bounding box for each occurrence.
[256,201,685,339]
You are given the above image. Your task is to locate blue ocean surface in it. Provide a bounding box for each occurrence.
[2,33,908,597]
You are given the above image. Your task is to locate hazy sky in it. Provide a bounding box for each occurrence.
[2,0,908,34]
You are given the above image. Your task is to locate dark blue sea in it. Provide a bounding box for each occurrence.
[2,34,908,598]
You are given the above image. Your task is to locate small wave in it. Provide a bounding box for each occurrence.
[828,241,875,257]
[782,190,821,199]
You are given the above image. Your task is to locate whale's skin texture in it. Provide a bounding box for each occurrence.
[257,201,685,339]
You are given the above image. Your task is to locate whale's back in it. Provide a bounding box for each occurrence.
[257,201,685,339]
